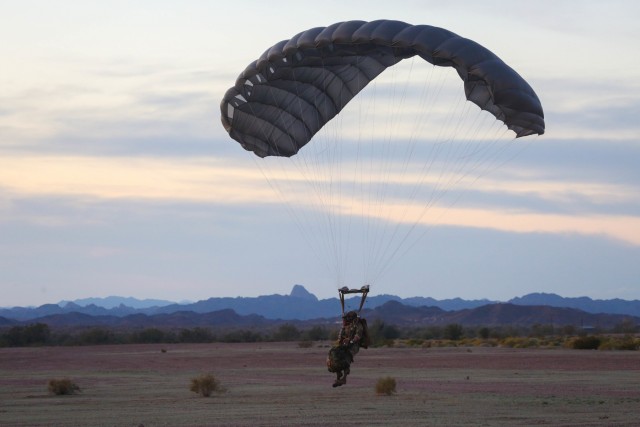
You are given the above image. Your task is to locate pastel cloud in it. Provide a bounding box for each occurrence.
[2,151,637,247]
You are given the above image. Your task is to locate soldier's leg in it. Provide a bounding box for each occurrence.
[342,366,350,384]
[333,371,344,387]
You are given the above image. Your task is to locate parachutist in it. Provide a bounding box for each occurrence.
[328,310,365,387]
[326,286,371,386]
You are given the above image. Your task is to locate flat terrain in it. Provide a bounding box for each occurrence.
[1,342,639,426]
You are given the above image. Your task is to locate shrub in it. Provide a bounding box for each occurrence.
[133,328,173,344]
[271,324,300,342]
[500,336,541,348]
[443,324,464,341]
[179,327,214,343]
[598,335,639,351]
[368,319,400,347]
[302,325,329,341]
[78,328,116,345]
[222,329,263,343]
[48,378,80,395]
[190,374,225,397]
[570,335,601,350]
[298,340,313,348]
[4,323,51,347]
[375,376,397,395]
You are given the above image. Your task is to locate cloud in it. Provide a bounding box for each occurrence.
[2,1,640,306]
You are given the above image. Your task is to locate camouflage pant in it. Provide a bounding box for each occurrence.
[326,345,354,373]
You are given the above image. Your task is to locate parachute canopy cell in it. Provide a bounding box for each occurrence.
[220,19,545,158]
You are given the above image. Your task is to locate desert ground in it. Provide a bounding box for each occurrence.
[1,342,638,426]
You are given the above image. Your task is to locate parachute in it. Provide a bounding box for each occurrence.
[221,20,544,158]
[220,20,545,289]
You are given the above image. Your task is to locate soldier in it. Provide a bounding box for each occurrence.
[327,310,366,387]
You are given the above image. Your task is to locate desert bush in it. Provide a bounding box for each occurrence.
[478,327,491,339]
[531,323,555,337]
[190,373,225,397]
[78,328,116,345]
[302,325,330,341]
[48,378,80,395]
[132,328,175,344]
[443,323,464,341]
[598,335,639,351]
[466,338,498,347]
[298,340,313,348]
[612,319,638,334]
[271,324,300,342]
[404,338,424,347]
[570,335,601,350]
[368,319,400,347]
[375,376,397,395]
[500,337,525,348]
[430,339,459,348]
[179,327,214,343]
[3,323,51,347]
[221,329,262,343]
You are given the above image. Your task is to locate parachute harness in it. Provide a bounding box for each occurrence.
[339,285,369,315]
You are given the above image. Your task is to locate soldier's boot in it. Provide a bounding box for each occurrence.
[340,372,348,385]
[339,367,350,385]
[333,372,345,387]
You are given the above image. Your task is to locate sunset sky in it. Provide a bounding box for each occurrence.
[1,1,639,307]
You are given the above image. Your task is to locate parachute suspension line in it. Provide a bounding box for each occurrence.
[242,69,343,280]
[366,63,440,275]
[375,66,449,280]
[353,55,367,287]
[372,137,518,283]
[277,57,360,288]
[361,76,378,286]
[238,56,534,292]
[364,58,417,285]
[221,21,545,299]
[291,62,345,286]
[320,57,350,287]
[365,57,404,286]
[365,63,456,282]
[244,151,335,278]
[366,65,521,285]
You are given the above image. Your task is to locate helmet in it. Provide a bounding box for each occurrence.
[343,311,358,322]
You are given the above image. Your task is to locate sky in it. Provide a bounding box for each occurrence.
[1,0,639,307]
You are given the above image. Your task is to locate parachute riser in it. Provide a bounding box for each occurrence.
[339,285,370,315]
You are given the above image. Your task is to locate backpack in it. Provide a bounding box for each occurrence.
[359,318,371,349]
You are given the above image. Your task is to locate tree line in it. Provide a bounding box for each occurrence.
[1,318,638,348]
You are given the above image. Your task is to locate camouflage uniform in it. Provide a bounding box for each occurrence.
[327,311,364,387]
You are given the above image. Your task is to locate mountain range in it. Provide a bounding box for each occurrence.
[1,286,638,329]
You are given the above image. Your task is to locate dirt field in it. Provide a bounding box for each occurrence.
[1,342,639,426]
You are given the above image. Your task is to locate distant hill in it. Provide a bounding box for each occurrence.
[364,301,639,329]
[0,316,16,326]
[29,309,275,329]
[58,296,177,309]
[10,301,638,331]
[509,293,640,316]
[1,286,638,322]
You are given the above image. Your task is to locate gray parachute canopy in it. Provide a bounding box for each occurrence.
[220,20,545,158]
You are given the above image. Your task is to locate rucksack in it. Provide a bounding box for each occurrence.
[359,318,371,349]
